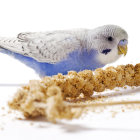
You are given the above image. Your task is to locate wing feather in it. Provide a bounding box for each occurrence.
[0,32,81,64]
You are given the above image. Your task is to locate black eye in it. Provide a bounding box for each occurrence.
[107,36,113,41]
[102,49,111,55]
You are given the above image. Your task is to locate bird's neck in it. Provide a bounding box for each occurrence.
[71,29,96,49]
[68,29,89,48]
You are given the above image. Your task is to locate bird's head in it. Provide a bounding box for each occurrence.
[87,25,128,65]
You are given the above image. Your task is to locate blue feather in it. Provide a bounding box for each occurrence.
[0,49,104,76]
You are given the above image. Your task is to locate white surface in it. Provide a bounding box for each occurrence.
[1,87,140,140]
[0,0,140,140]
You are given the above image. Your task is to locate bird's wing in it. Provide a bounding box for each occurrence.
[17,31,68,41]
[0,32,82,64]
[17,29,86,40]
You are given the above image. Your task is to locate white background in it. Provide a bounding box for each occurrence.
[0,0,140,140]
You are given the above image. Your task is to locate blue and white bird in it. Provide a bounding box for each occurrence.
[0,25,128,77]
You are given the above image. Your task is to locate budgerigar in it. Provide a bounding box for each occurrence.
[0,25,128,77]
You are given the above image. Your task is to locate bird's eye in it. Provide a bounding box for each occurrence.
[107,36,113,41]
[102,49,111,55]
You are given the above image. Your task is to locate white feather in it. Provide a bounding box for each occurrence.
[0,30,88,63]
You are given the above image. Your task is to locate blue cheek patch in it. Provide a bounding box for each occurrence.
[102,49,111,55]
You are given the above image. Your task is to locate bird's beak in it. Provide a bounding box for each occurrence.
[118,45,128,56]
